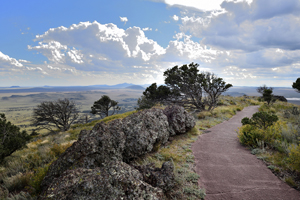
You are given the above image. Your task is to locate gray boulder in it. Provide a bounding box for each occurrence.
[41,120,126,192]
[133,161,175,192]
[163,105,196,136]
[122,108,169,161]
[39,160,166,200]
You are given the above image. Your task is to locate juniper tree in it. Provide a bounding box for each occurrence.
[32,98,79,132]
[0,113,31,162]
[91,95,121,118]
[292,78,300,93]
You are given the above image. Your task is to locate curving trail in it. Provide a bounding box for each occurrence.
[192,106,300,200]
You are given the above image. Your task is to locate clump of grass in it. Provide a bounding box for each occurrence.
[183,186,206,199]
[285,176,297,187]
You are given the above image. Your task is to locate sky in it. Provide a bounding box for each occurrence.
[1,0,300,87]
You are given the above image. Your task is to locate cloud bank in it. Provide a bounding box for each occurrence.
[1,0,300,87]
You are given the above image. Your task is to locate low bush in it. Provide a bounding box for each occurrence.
[28,162,51,194]
[288,144,300,172]
[50,143,72,158]
[238,125,264,148]
[241,111,278,130]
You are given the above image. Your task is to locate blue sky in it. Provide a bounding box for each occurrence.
[1,0,300,87]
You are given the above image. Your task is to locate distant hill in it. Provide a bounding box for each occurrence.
[0,83,136,93]
[223,92,247,97]
[125,85,145,90]
[90,83,134,88]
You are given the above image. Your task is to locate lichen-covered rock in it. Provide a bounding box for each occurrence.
[133,161,175,192]
[122,108,169,161]
[41,120,125,192]
[39,161,165,200]
[40,106,195,199]
[163,105,196,136]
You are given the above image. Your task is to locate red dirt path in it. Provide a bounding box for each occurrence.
[192,106,300,200]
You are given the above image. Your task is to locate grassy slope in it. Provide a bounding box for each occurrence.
[0,96,260,200]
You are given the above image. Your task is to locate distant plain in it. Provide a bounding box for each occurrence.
[1,85,300,133]
[0,88,143,133]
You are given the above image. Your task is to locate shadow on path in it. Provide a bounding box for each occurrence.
[192,106,300,200]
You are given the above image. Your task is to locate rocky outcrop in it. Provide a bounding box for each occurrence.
[163,105,196,136]
[40,161,165,200]
[122,108,169,161]
[133,161,175,192]
[273,95,287,102]
[40,106,195,199]
[41,120,126,192]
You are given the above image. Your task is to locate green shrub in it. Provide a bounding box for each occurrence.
[288,144,300,172]
[186,172,200,183]
[241,111,278,130]
[183,186,206,199]
[238,125,264,148]
[0,113,31,163]
[28,162,51,194]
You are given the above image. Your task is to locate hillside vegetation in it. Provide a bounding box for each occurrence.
[238,101,300,190]
[1,96,260,199]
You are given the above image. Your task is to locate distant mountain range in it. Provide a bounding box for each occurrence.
[1,84,300,99]
[0,83,145,93]
[125,85,145,90]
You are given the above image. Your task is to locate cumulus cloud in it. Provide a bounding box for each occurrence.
[153,0,224,11]
[27,21,170,83]
[163,33,223,65]
[0,51,23,68]
[120,16,128,24]
[172,15,179,21]
[180,0,300,51]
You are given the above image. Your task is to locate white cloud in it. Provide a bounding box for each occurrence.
[164,33,222,64]
[0,51,23,68]
[28,21,167,84]
[28,41,67,63]
[120,16,128,24]
[153,0,253,11]
[19,59,31,63]
[142,27,152,31]
[172,15,179,21]
[180,0,300,51]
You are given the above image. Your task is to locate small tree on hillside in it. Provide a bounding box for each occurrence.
[164,63,206,110]
[0,113,31,162]
[257,85,274,105]
[136,83,175,110]
[32,98,79,132]
[91,95,121,118]
[137,63,232,111]
[203,72,233,111]
[257,85,273,95]
[262,89,274,105]
[292,78,300,93]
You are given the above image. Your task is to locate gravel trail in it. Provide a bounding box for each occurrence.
[192,106,300,200]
